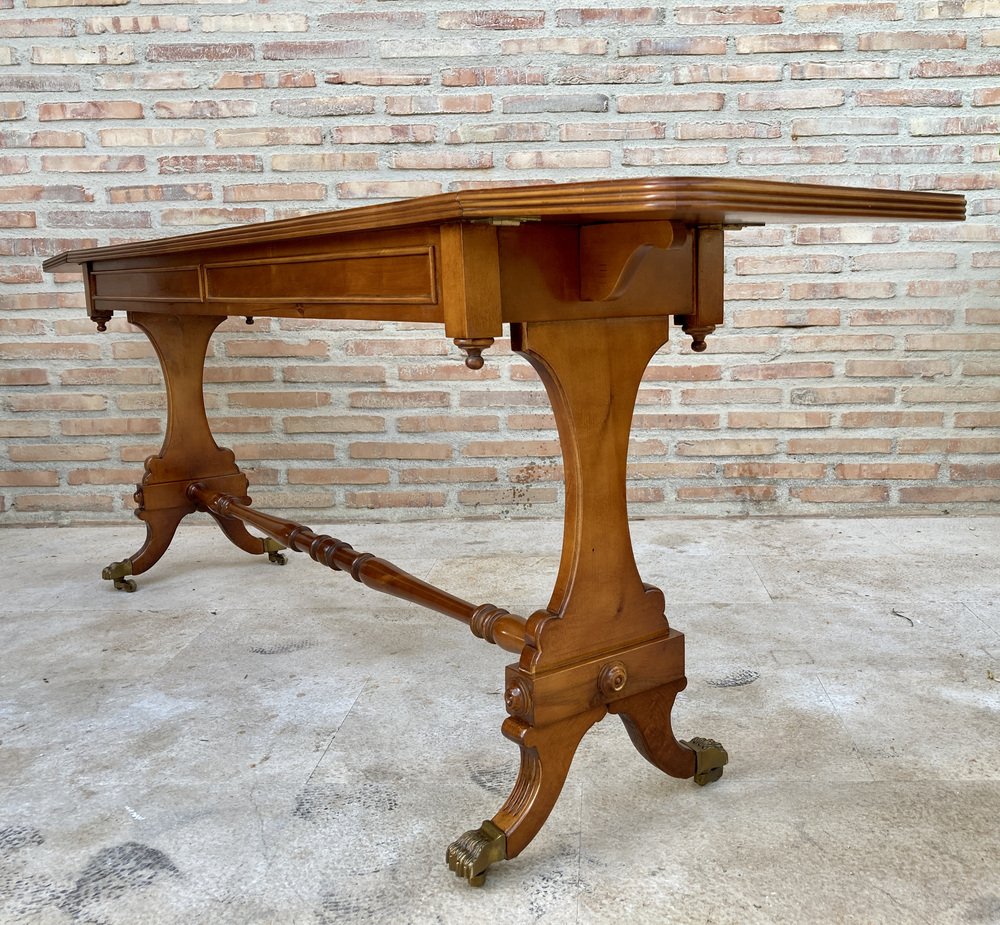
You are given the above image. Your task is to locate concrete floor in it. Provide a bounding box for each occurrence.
[1,515,999,925]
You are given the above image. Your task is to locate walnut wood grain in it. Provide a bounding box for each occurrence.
[43,177,965,271]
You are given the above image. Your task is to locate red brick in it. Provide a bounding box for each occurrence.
[677,485,777,501]
[723,462,826,478]
[15,494,114,513]
[458,487,558,505]
[912,59,1000,78]
[400,466,497,483]
[0,420,50,437]
[442,66,545,86]
[318,11,424,29]
[840,411,944,427]
[288,468,390,485]
[554,64,661,84]
[836,462,939,480]
[736,33,843,53]
[39,100,143,120]
[282,364,385,383]
[504,93,608,113]
[386,94,492,115]
[903,384,1000,403]
[262,41,367,60]
[147,43,254,62]
[398,415,499,433]
[350,391,450,410]
[899,486,1000,503]
[560,121,667,140]
[500,37,606,54]
[85,14,189,34]
[796,2,900,19]
[61,417,160,436]
[622,146,728,166]
[158,154,262,174]
[446,122,547,143]
[899,437,1000,453]
[0,75,79,92]
[464,439,561,457]
[856,145,965,164]
[556,7,663,25]
[439,11,545,29]
[106,183,211,204]
[791,117,899,136]
[283,415,383,433]
[347,491,446,508]
[31,44,134,65]
[0,17,76,37]
[955,412,1000,428]
[950,463,1000,481]
[790,62,900,79]
[845,359,952,378]
[728,411,832,428]
[337,180,443,199]
[676,439,777,456]
[0,471,59,487]
[233,442,335,460]
[229,391,331,409]
[730,362,834,380]
[643,365,722,381]
[858,31,966,50]
[617,92,725,112]
[738,89,845,110]
[676,5,783,23]
[792,486,889,503]
[905,333,1000,351]
[791,386,896,405]
[681,386,782,405]
[223,182,327,202]
[788,437,893,454]
[676,121,781,139]
[673,64,782,83]
[619,37,727,56]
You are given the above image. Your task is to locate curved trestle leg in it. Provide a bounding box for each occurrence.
[608,680,729,787]
[102,507,187,592]
[446,707,604,886]
[207,511,287,565]
[101,312,287,592]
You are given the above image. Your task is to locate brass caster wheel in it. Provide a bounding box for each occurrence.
[102,560,137,592]
[682,736,728,786]
[445,820,506,887]
[267,550,287,566]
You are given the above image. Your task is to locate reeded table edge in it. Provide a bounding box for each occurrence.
[42,176,967,271]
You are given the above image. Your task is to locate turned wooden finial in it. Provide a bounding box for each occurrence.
[681,322,716,353]
[454,337,495,369]
[92,311,113,333]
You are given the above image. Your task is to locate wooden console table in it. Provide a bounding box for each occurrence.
[43,178,965,885]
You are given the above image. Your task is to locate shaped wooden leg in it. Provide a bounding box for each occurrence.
[207,511,287,564]
[102,312,284,591]
[102,507,186,591]
[446,707,604,886]
[609,681,728,786]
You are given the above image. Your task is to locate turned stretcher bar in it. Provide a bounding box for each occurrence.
[187,483,528,655]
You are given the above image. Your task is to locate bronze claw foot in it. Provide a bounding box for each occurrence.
[445,820,506,887]
[102,560,137,592]
[681,736,728,786]
[264,538,287,565]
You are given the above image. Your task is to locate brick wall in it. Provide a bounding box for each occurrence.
[1,1,999,524]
